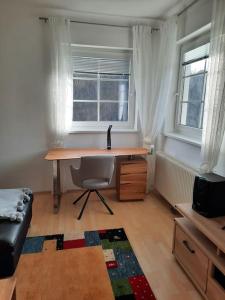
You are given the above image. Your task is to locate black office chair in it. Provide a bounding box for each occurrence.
[70,156,115,220]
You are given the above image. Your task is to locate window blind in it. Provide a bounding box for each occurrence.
[183,43,210,65]
[72,55,130,75]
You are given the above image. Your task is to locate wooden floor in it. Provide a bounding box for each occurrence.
[25,190,202,300]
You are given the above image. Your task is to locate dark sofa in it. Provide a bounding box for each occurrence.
[0,194,33,278]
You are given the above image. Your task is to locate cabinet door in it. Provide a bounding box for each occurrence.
[206,263,225,300]
[174,225,209,292]
[207,277,225,300]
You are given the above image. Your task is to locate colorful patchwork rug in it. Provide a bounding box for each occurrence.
[22,228,156,300]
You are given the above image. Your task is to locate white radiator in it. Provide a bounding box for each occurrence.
[155,151,199,206]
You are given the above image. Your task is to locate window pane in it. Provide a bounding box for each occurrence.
[180,102,203,128]
[183,74,204,102]
[100,80,129,101]
[100,102,128,121]
[183,43,210,63]
[73,102,97,121]
[189,74,204,101]
[185,59,206,76]
[73,79,97,100]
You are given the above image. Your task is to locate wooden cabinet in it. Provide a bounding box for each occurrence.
[116,157,147,201]
[207,274,225,300]
[173,204,225,300]
[174,224,208,291]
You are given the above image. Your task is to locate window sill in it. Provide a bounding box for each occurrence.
[164,132,201,147]
[69,128,139,134]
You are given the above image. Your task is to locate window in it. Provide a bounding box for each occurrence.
[71,48,135,131]
[176,38,210,138]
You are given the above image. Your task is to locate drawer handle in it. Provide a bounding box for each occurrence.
[183,240,195,254]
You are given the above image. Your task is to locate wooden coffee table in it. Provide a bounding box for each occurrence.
[16,246,114,300]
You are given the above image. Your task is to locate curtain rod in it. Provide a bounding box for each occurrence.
[177,0,199,16]
[39,17,160,31]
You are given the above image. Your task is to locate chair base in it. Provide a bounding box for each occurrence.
[73,189,114,220]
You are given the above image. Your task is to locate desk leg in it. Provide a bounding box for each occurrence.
[53,160,61,214]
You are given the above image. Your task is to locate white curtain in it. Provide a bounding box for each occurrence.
[133,19,177,148]
[47,16,73,147]
[132,25,153,144]
[200,0,225,173]
[133,19,177,189]
[150,19,177,145]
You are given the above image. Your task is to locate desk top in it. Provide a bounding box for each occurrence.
[45,147,148,161]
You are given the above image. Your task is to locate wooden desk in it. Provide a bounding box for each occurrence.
[45,147,148,213]
[17,247,114,300]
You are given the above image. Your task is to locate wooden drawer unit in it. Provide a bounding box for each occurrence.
[120,162,147,175]
[174,223,209,292]
[116,157,147,201]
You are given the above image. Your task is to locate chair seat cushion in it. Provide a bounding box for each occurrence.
[82,178,109,189]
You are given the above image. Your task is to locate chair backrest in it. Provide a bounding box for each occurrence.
[70,156,115,187]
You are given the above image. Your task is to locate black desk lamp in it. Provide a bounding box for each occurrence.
[107,125,112,150]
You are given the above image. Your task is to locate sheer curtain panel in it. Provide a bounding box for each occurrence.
[47,16,73,147]
[132,25,153,144]
[133,20,177,147]
[150,18,177,146]
[200,0,225,173]
[132,20,177,189]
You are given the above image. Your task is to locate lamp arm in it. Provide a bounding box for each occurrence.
[107,125,112,150]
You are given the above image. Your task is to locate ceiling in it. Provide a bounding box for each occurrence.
[26,0,183,19]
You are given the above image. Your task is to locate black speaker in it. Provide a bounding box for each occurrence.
[192,173,225,218]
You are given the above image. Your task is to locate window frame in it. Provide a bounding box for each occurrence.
[70,47,137,133]
[174,34,210,141]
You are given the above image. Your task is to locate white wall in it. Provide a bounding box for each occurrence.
[177,0,212,39]
[162,0,212,172]
[71,22,132,48]
[0,2,143,192]
[0,2,52,191]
